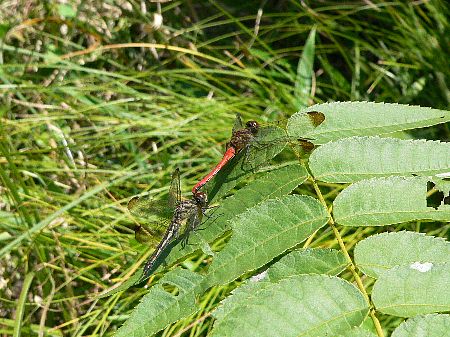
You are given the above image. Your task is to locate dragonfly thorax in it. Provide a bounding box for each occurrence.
[228,121,259,152]
[172,200,200,224]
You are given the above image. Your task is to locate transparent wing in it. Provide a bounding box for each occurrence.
[232,113,244,134]
[243,126,287,171]
[168,168,181,208]
[128,197,172,246]
[128,196,173,219]
[134,219,169,246]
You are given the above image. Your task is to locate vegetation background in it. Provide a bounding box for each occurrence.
[0,0,448,336]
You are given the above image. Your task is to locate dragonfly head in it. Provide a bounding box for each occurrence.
[246,120,259,135]
[193,191,208,207]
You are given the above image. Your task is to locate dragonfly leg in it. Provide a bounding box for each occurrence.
[202,204,219,219]
[181,233,190,248]
[197,210,223,232]
[180,210,199,248]
[181,223,195,248]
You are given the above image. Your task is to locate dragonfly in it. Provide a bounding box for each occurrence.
[191,111,325,195]
[128,168,208,279]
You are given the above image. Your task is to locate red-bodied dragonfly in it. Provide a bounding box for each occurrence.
[128,168,208,278]
[192,112,325,195]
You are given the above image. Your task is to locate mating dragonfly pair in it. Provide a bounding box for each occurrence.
[129,112,324,280]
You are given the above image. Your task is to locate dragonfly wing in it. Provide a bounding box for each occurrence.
[128,196,173,219]
[243,126,287,171]
[128,197,172,246]
[232,113,244,134]
[135,219,169,246]
[168,168,181,209]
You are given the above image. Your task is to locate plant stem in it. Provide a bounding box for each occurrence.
[309,176,385,337]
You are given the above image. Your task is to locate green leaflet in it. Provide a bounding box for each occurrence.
[211,275,369,337]
[267,248,348,281]
[287,102,450,144]
[333,176,450,226]
[372,262,450,317]
[391,314,450,337]
[204,195,329,287]
[309,136,450,183]
[355,231,450,278]
[115,268,204,337]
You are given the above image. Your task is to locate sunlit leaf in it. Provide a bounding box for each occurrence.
[57,4,76,18]
[309,136,450,183]
[267,248,348,281]
[355,231,450,278]
[287,102,450,144]
[211,275,368,337]
[391,314,450,337]
[372,262,450,317]
[333,176,450,227]
[205,195,329,287]
[115,269,204,337]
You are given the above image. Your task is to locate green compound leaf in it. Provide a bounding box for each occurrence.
[204,195,329,287]
[391,314,450,337]
[333,176,450,227]
[355,231,450,278]
[309,136,450,183]
[115,268,204,337]
[211,275,369,337]
[287,102,450,144]
[166,164,308,265]
[372,263,450,317]
[267,248,348,282]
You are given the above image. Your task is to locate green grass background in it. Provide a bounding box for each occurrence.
[0,1,449,336]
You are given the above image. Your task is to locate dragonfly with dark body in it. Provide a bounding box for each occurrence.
[129,169,209,279]
[192,112,325,196]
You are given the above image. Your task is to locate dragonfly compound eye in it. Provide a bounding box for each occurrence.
[246,120,259,134]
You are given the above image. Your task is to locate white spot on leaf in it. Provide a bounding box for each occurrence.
[410,261,433,272]
[250,270,268,282]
